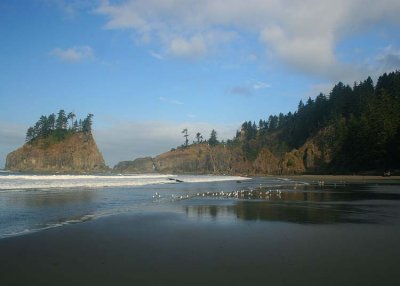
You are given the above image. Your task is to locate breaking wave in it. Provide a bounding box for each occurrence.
[0,173,250,191]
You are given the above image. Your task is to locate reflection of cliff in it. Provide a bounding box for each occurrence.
[6,132,106,172]
[185,201,363,224]
[183,187,398,224]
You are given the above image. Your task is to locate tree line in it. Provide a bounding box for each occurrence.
[26,110,94,143]
[178,70,400,173]
[232,70,400,172]
[178,129,219,149]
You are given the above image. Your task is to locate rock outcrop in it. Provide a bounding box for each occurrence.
[113,157,155,173]
[114,130,333,175]
[5,132,106,172]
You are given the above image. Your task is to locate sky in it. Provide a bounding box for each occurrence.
[1,0,400,168]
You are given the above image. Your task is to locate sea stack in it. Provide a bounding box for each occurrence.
[5,132,106,173]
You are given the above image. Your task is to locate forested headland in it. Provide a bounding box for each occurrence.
[233,71,400,172]
[170,71,400,174]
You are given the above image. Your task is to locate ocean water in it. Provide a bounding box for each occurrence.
[0,172,255,238]
[1,172,400,241]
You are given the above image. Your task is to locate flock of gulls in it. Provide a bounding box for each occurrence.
[152,179,347,202]
[153,185,288,202]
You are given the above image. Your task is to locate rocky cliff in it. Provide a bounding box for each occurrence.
[114,157,155,173]
[114,133,332,175]
[5,132,106,172]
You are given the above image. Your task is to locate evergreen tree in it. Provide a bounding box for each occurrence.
[24,110,96,143]
[67,112,75,130]
[195,132,202,143]
[208,129,219,146]
[26,127,35,142]
[56,110,67,130]
[48,113,56,131]
[82,114,94,132]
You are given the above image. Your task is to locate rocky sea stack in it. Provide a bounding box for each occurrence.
[5,131,106,173]
[5,110,107,173]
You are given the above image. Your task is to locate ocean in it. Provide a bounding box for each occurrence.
[0,172,256,238]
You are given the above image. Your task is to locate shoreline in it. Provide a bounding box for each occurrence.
[281,174,400,184]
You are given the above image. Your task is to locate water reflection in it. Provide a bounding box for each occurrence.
[184,184,400,224]
[7,189,96,207]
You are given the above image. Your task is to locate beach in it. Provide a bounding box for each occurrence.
[282,174,400,184]
[1,210,400,286]
[1,174,400,285]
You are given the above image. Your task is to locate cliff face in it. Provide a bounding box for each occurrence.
[114,130,333,175]
[5,132,106,172]
[114,157,155,173]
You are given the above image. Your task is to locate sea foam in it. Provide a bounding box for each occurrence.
[0,173,250,191]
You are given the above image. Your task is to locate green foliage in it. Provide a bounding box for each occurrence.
[172,71,400,172]
[234,70,400,171]
[25,110,94,143]
[208,129,219,147]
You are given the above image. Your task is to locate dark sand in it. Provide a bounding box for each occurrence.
[1,211,399,286]
[283,174,400,184]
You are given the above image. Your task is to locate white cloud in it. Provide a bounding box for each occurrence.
[253,81,271,90]
[50,46,94,62]
[96,0,400,78]
[375,45,400,72]
[41,0,96,18]
[231,80,271,96]
[168,36,207,58]
[94,120,238,166]
[149,50,165,60]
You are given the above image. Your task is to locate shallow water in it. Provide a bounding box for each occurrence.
[1,172,400,239]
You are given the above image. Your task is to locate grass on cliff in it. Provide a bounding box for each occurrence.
[27,130,80,149]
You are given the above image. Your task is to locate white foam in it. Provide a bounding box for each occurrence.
[176,175,250,183]
[0,174,249,191]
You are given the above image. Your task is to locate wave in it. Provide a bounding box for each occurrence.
[1,214,99,240]
[0,173,250,191]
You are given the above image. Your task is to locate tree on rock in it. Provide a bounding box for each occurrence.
[82,114,94,133]
[208,129,219,146]
[181,128,189,147]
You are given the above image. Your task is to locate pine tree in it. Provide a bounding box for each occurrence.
[208,129,219,146]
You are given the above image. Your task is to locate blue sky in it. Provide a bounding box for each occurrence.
[1,0,400,167]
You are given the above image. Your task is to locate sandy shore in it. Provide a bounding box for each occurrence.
[1,211,399,286]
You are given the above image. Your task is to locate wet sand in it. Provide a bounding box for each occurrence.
[282,174,400,184]
[1,211,399,286]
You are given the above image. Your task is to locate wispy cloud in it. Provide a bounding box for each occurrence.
[375,45,400,73]
[252,81,271,90]
[231,80,271,96]
[40,0,85,18]
[50,46,94,62]
[230,86,253,97]
[159,97,184,105]
[149,50,165,60]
